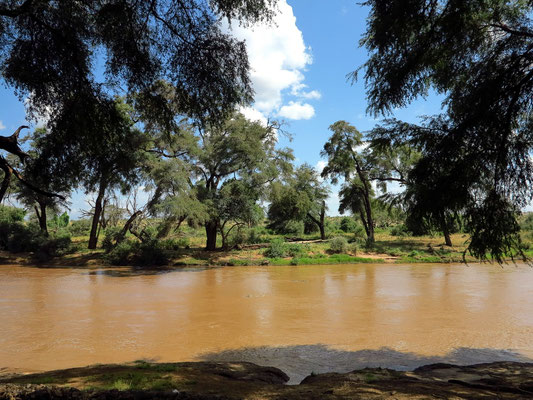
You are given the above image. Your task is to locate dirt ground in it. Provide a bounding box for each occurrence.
[2,361,533,399]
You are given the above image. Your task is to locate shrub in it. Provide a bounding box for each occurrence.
[340,217,358,233]
[106,240,136,265]
[33,234,72,262]
[329,237,348,254]
[283,220,305,236]
[134,240,170,266]
[102,227,123,253]
[286,244,308,258]
[246,228,266,244]
[0,206,25,223]
[264,239,287,258]
[390,224,409,237]
[68,219,92,236]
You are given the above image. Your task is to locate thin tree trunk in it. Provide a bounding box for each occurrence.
[88,183,106,249]
[441,215,453,247]
[308,201,327,240]
[362,191,374,244]
[115,210,142,246]
[34,201,48,236]
[205,220,218,251]
[354,162,374,244]
[319,200,326,240]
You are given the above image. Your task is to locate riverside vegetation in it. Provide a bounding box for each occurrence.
[2,203,533,268]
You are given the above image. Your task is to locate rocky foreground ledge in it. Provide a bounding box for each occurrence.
[2,361,533,399]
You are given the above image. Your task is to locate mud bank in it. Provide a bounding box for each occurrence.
[2,361,533,399]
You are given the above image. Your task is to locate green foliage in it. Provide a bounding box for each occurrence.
[264,239,287,258]
[340,217,357,233]
[0,220,72,260]
[106,241,135,266]
[329,237,349,254]
[390,224,409,237]
[68,219,92,236]
[286,244,308,258]
[106,239,170,266]
[0,206,25,223]
[51,212,70,229]
[267,164,328,237]
[102,227,123,253]
[360,0,533,261]
[283,220,305,236]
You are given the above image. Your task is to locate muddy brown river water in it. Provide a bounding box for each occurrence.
[1,263,533,383]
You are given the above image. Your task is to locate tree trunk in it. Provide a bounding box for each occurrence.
[319,200,326,240]
[362,192,374,244]
[34,201,48,236]
[0,164,12,203]
[441,215,453,247]
[88,183,106,249]
[205,220,218,251]
[115,210,142,246]
[354,163,375,244]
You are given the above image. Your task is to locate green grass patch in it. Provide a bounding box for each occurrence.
[270,254,383,266]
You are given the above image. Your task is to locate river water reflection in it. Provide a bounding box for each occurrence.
[1,263,532,382]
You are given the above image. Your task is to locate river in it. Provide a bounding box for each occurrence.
[1,263,532,383]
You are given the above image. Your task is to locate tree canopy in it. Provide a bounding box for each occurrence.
[359,0,533,261]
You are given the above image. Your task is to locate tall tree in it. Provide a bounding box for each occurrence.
[192,113,292,250]
[359,0,533,261]
[321,121,376,243]
[31,99,149,249]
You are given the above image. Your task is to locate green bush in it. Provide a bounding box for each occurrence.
[286,243,308,257]
[390,224,409,237]
[246,228,267,244]
[106,240,136,265]
[135,240,170,266]
[102,227,123,253]
[264,239,287,258]
[283,220,305,236]
[68,219,92,236]
[33,234,72,262]
[340,217,358,233]
[0,205,25,223]
[329,236,349,254]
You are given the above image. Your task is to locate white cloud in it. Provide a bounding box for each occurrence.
[224,1,318,120]
[316,160,327,174]
[240,106,268,126]
[291,83,321,100]
[278,101,315,120]
[0,121,5,130]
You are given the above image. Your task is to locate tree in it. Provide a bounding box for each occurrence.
[216,179,263,249]
[0,0,276,125]
[321,121,376,243]
[191,113,292,250]
[267,164,329,239]
[13,128,70,235]
[31,99,150,249]
[359,0,533,261]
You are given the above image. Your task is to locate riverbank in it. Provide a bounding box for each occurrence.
[2,361,533,399]
[0,231,492,268]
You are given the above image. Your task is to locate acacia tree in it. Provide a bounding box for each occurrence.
[31,99,150,249]
[0,0,277,214]
[359,0,533,261]
[267,164,329,239]
[192,113,292,250]
[368,118,462,246]
[321,121,376,243]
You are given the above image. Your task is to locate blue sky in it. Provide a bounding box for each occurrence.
[0,0,446,218]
